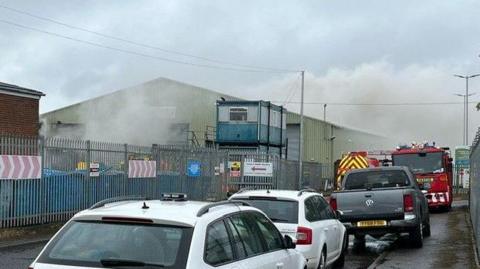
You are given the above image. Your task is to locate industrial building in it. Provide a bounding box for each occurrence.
[0,82,45,136]
[41,77,390,163]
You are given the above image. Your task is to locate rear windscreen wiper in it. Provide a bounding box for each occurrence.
[269,217,290,222]
[100,259,164,268]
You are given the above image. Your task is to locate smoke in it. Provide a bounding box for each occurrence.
[247,61,474,149]
[66,82,181,146]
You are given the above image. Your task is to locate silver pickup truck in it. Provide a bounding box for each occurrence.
[329,166,430,248]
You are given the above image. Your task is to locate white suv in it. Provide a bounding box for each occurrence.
[29,194,306,269]
[230,189,347,269]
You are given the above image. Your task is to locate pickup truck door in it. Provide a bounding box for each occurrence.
[338,189,405,221]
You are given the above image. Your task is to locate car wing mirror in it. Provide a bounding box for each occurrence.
[284,235,296,249]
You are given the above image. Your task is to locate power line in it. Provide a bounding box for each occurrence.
[281,74,301,106]
[0,18,299,73]
[272,101,480,106]
[0,4,298,73]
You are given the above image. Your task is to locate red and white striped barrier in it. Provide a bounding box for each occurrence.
[128,160,156,178]
[0,155,41,180]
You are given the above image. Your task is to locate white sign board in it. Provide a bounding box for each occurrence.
[243,161,273,177]
[90,162,100,177]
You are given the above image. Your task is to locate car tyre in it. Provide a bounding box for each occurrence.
[409,222,423,248]
[333,235,347,268]
[317,247,327,269]
[353,234,365,248]
[423,219,431,237]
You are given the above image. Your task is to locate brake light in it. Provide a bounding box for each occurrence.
[439,175,448,181]
[329,197,337,211]
[403,194,414,212]
[296,226,313,245]
[101,217,153,224]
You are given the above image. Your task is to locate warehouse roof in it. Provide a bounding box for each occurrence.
[0,82,45,99]
[41,77,381,137]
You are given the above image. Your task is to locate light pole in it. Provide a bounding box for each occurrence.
[454,74,480,145]
[454,93,476,145]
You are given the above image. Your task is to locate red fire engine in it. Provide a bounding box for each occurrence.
[391,143,453,210]
[334,151,390,190]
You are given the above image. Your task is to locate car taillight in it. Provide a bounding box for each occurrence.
[296,226,312,245]
[329,197,337,211]
[439,175,448,181]
[403,194,414,212]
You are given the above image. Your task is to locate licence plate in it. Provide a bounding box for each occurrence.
[356,220,387,227]
[417,178,433,183]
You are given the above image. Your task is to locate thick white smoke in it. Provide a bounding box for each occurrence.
[245,61,478,149]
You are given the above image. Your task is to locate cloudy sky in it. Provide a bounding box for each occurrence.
[1,0,480,147]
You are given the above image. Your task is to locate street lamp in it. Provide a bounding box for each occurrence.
[453,92,476,145]
[454,74,480,145]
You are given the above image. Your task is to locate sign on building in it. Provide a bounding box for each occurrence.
[243,161,273,177]
[229,161,241,177]
[89,162,100,177]
[0,155,42,180]
[187,160,201,177]
[128,160,156,178]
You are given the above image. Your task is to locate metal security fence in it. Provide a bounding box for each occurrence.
[0,134,332,228]
[470,128,480,256]
[225,152,332,194]
[0,135,227,228]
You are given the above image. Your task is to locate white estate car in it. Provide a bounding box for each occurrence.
[230,189,347,269]
[29,194,306,269]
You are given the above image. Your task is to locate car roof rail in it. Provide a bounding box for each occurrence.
[297,188,317,196]
[197,200,252,217]
[90,195,148,210]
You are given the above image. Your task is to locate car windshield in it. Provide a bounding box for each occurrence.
[392,152,444,174]
[38,220,193,268]
[344,170,410,190]
[232,198,298,223]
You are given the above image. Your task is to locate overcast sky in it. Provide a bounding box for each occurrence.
[1,0,480,148]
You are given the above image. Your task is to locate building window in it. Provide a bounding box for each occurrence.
[230,107,248,121]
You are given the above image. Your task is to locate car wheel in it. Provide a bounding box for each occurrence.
[353,234,365,241]
[317,247,327,269]
[333,235,347,268]
[353,234,365,248]
[409,222,423,248]
[423,219,431,237]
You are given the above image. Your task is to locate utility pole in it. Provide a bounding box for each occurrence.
[298,70,305,189]
[454,74,480,145]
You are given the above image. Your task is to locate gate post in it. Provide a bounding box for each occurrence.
[39,136,46,224]
[86,140,91,206]
[124,143,128,196]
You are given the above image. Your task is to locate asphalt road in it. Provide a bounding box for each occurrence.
[0,241,45,269]
[375,202,476,269]
[0,202,475,269]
